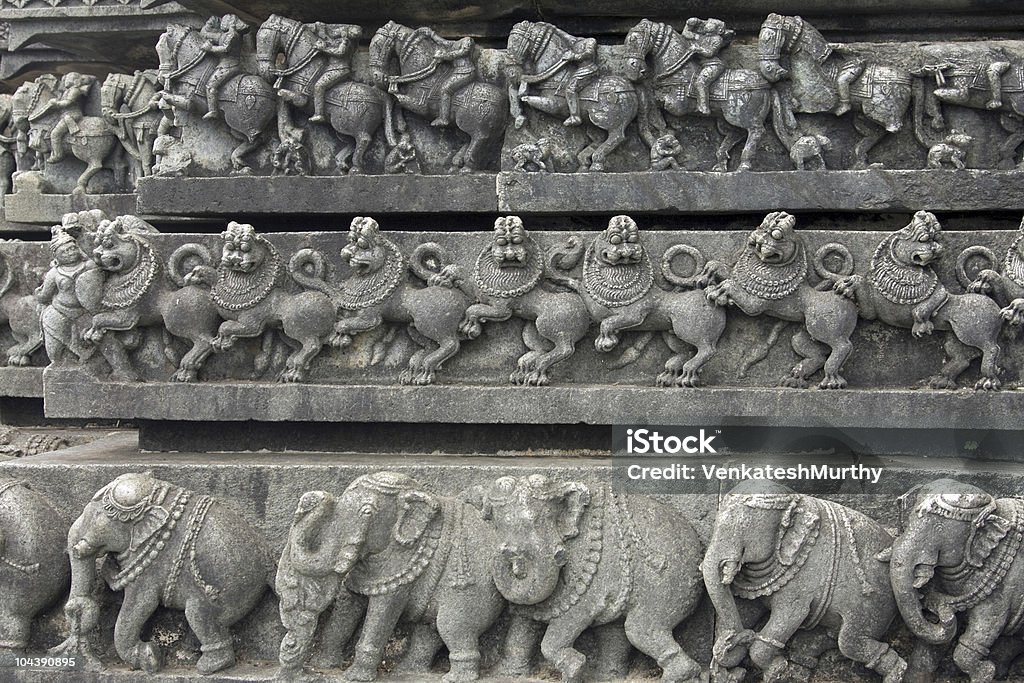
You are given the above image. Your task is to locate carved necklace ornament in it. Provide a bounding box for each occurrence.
[1003,232,1024,288]
[933,499,1024,615]
[0,479,40,575]
[473,238,544,298]
[730,495,819,600]
[582,241,654,308]
[211,237,282,311]
[869,236,939,305]
[100,237,159,310]
[108,489,190,591]
[336,237,405,311]
[733,242,807,300]
[164,495,218,604]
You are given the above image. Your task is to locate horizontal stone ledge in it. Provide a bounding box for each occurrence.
[41,371,1024,430]
[134,170,1024,218]
[136,174,499,216]
[3,192,139,225]
[0,367,43,398]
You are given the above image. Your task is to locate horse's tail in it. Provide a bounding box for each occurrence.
[911,75,943,149]
[635,81,667,148]
[739,320,789,378]
[382,91,401,148]
[770,88,797,151]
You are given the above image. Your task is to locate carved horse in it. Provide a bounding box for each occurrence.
[368,21,507,173]
[256,15,391,174]
[623,18,789,172]
[507,21,639,172]
[757,13,928,168]
[156,24,276,173]
[13,76,128,193]
[101,71,163,179]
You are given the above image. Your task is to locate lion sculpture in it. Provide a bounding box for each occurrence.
[0,252,44,367]
[835,210,1004,389]
[83,216,221,382]
[459,216,590,385]
[701,211,859,389]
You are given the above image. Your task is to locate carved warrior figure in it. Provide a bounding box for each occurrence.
[35,229,103,368]
[924,57,1019,114]
[277,472,503,682]
[566,215,726,387]
[81,216,221,383]
[757,14,928,169]
[888,480,1024,683]
[703,481,907,683]
[197,14,250,121]
[834,210,1005,390]
[507,21,638,172]
[459,216,590,385]
[190,221,342,383]
[927,131,973,169]
[967,217,1024,327]
[623,18,787,173]
[789,133,831,170]
[305,216,470,385]
[257,14,388,175]
[100,71,164,179]
[701,212,858,389]
[466,475,706,682]
[0,476,70,665]
[369,21,507,173]
[0,94,15,197]
[52,473,273,674]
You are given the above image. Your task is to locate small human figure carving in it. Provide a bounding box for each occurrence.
[384,132,420,174]
[410,26,475,127]
[306,23,361,123]
[833,56,867,116]
[271,129,308,176]
[682,17,732,115]
[198,14,250,121]
[35,229,102,367]
[510,138,554,172]
[151,134,193,177]
[931,59,1012,110]
[650,133,683,171]
[927,132,973,169]
[44,72,96,164]
[789,134,831,170]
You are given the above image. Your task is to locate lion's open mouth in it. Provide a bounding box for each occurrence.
[911,251,933,265]
[99,254,122,271]
[757,246,783,263]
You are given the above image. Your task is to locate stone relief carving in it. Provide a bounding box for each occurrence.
[0,249,44,367]
[703,480,907,683]
[835,210,1005,389]
[466,474,706,682]
[0,476,70,665]
[927,131,974,169]
[277,472,503,682]
[51,472,274,674]
[965,217,1024,329]
[701,211,858,389]
[888,479,1024,683]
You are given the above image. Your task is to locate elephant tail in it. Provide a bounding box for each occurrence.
[739,320,789,378]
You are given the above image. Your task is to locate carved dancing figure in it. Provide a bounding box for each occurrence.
[411,26,475,127]
[199,14,250,121]
[35,230,103,367]
[307,23,361,123]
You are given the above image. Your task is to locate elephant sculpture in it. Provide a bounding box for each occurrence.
[888,479,1024,683]
[276,471,504,682]
[0,476,70,665]
[466,474,706,682]
[51,472,275,675]
[702,480,906,683]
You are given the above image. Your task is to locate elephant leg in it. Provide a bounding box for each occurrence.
[624,608,701,683]
[540,616,592,683]
[836,621,906,683]
[905,640,948,683]
[787,629,835,682]
[393,623,441,673]
[952,604,1006,683]
[496,614,543,676]
[114,588,162,672]
[591,623,631,679]
[0,607,30,652]
[314,592,367,670]
[437,601,490,682]
[748,598,811,679]
[345,590,410,681]
[185,598,236,674]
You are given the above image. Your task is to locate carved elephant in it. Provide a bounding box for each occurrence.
[466,474,706,683]
[0,476,70,664]
[702,480,906,683]
[51,472,275,675]
[276,471,504,682]
[888,479,1024,683]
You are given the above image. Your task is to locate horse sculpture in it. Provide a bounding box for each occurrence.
[256,15,390,174]
[156,24,276,173]
[623,18,790,172]
[368,21,507,173]
[507,21,639,172]
[101,71,163,180]
[757,13,928,168]
[13,75,127,194]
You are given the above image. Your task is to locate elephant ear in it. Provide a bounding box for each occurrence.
[967,506,1011,568]
[393,490,441,547]
[895,484,923,534]
[555,482,591,541]
[129,504,169,553]
[777,496,820,566]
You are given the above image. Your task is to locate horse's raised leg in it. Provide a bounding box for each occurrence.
[589,122,628,173]
[333,134,354,173]
[714,120,746,172]
[230,133,263,174]
[577,126,602,171]
[349,132,373,175]
[74,162,104,195]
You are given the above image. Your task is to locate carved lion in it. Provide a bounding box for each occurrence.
[459,216,590,385]
[702,211,859,388]
[835,210,1004,389]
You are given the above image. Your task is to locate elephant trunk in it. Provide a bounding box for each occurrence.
[890,552,957,645]
[50,516,103,657]
[286,491,350,578]
[702,544,748,668]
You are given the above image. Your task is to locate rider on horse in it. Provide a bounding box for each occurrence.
[682,18,732,115]
[46,73,95,164]
[411,26,475,127]
[933,58,1012,110]
[557,31,598,126]
[308,23,362,123]
[199,14,250,121]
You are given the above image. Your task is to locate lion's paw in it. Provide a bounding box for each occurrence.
[655,372,675,387]
[509,368,526,385]
[413,369,436,386]
[459,319,483,340]
[1000,300,1024,326]
[595,333,619,353]
[7,355,29,367]
[171,368,197,383]
[975,376,1001,391]
[82,327,105,345]
[926,375,959,390]
[329,332,353,349]
[818,374,847,390]
[911,320,935,337]
[780,375,809,389]
[675,371,700,388]
[279,367,304,383]
[211,335,234,352]
[523,370,549,386]
[398,369,414,385]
